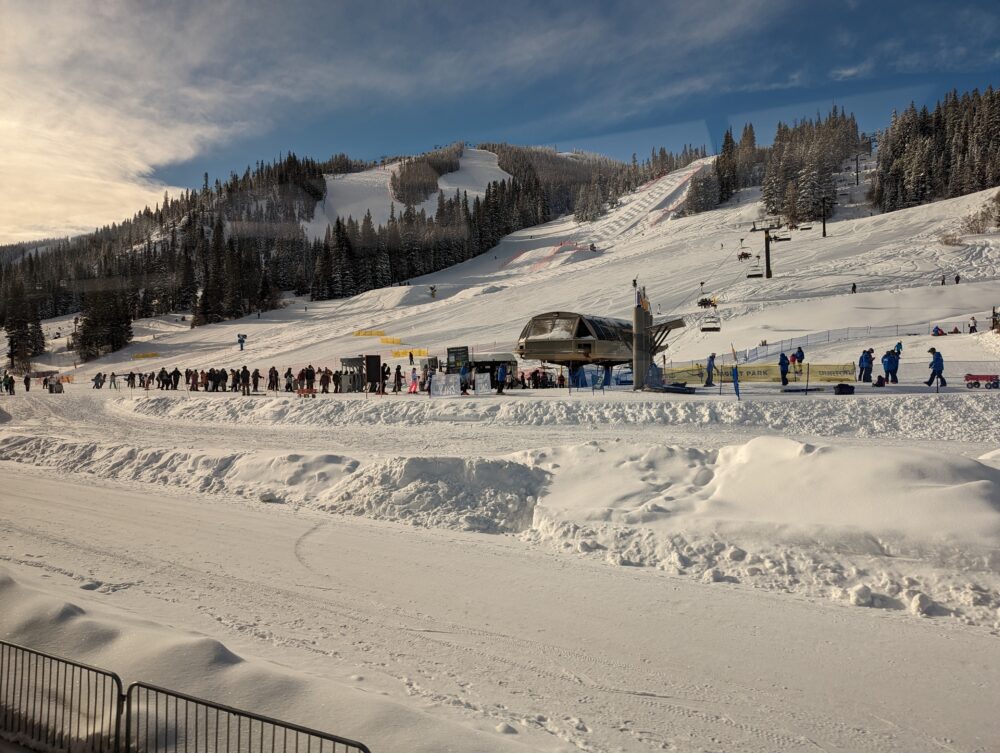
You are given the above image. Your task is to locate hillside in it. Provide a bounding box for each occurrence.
[303,148,513,241]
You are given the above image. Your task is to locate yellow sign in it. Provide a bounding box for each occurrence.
[391,348,428,358]
[380,336,402,345]
[353,329,385,337]
[664,364,706,382]
[718,363,855,383]
[132,352,161,359]
[807,363,856,382]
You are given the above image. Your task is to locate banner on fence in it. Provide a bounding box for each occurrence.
[807,363,856,382]
[664,364,706,383]
[718,363,855,383]
[391,348,428,358]
[474,372,492,395]
[353,329,385,336]
[430,373,461,397]
[132,352,160,359]
[379,336,401,345]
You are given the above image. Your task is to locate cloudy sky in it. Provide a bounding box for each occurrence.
[2,0,998,244]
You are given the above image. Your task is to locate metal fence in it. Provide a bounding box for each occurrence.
[124,684,370,753]
[1,641,371,753]
[0,640,123,753]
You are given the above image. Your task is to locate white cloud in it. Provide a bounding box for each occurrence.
[830,59,875,81]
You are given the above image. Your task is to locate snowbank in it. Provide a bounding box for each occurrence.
[120,391,1000,443]
[4,430,998,624]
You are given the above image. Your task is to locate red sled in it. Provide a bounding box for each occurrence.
[964,374,1000,389]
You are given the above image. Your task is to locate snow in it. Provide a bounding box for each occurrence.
[4,158,1000,752]
[303,149,511,241]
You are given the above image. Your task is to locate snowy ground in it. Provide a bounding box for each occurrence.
[3,160,1000,753]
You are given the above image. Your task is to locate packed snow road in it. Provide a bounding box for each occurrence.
[2,470,999,753]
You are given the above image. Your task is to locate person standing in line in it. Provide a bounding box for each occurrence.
[496,363,507,394]
[926,347,946,387]
[705,353,716,388]
[393,364,403,393]
[240,366,251,396]
[252,368,262,392]
[778,352,790,386]
[408,367,419,394]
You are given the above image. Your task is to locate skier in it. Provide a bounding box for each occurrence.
[969,316,978,333]
[23,374,31,392]
[851,283,857,294]
[926,348,946,387]
[496,363,507,394]
[955,274,961,285]
[778,352,790,386]
[252,368,262,392]
[393,365,403,393]
[408,367,419,394]
[380,362,390,395]
[171,367,181,390]
[705,353,716,388]
[940,275,946,286]
[240,366,251,396]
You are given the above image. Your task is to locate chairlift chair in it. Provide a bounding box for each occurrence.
[747,255,764,278]
[701,312,721,333]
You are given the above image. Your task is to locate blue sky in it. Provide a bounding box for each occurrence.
[2,0,999,242]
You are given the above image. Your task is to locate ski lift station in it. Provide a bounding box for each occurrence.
[515,311,684,367]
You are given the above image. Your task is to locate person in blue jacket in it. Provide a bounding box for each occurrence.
[794,346,805,364]
[496,363,507,394]
[459,362,470,395]
[858,348,874,382]
[881,350,900,384]
[778,352,790,386]
[926,347,946,387]
[894,341,903,356]
[705,353,716,388]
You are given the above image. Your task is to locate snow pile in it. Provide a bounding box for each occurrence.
[0,435,359,505]
[521,437,1000,625]
[318,456,547,533]
[122,391,1000,443]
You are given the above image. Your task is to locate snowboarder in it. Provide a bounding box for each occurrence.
[705,353,716,388]
[778,353,790,386]
[926,348,946,387]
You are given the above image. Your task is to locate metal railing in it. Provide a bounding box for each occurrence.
[1,641,371,753]
[124,684,370,753]
[0,640,124,753]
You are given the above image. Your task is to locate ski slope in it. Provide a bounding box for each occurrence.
[4,159,1000,753]
[303,148,511,240]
